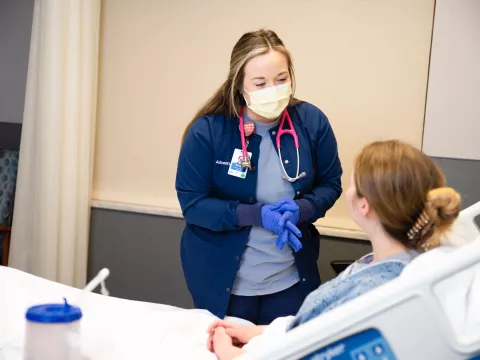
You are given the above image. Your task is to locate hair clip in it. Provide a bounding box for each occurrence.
[407,209,431,240]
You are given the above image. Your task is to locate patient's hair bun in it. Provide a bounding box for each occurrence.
[425,187,461,229]
[418,187,461,249]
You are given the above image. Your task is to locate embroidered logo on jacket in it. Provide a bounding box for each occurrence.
[216,160,230,166]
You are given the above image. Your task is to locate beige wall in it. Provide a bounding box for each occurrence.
[423,0,480,161]
[93,0,434,233]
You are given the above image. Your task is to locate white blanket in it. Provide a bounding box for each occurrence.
[0,266,219,359]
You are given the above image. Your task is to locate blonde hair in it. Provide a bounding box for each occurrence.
[354,140,461,250]
[181,29,300,143]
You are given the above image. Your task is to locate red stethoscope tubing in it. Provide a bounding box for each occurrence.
[239,108,299,158]
[239,107,250,161]
[239,108,304,182]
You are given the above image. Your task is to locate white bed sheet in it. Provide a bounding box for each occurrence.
[0,266,218,360]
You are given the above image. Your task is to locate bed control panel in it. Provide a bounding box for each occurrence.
[301,328,396,360]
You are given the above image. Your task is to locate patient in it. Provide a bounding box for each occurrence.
[207,140,461,360]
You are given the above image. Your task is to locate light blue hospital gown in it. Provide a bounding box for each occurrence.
[288,250,419,337]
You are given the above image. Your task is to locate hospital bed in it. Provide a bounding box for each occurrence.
[0,201,479,360]
[0,266,220,359]
[239,200,480,360]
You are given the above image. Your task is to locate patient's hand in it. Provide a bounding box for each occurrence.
[207,320,265,351]
[212,327,246,360]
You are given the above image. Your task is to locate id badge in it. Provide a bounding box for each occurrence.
[228,148,252,179]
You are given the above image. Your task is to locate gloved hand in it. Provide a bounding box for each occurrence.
[270,199,302,252]
[269,199,300,226]
[262,199,303,252]
[276,229,303,252]
[261,203,302,238]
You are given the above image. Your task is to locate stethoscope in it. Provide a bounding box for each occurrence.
[238,107,306,182]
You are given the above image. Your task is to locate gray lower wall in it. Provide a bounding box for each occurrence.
[88,156,480,309]
[88,210,196,308]
[88,208,372,308]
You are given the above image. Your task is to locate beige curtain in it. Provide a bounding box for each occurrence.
[9,0,101,288]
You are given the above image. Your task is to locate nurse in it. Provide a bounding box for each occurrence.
[175,29,342,325]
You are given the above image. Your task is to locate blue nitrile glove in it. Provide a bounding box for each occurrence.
[261,204,302,236]
[264,199,302,251]
[269,199,300,226]
[276,229,303,252]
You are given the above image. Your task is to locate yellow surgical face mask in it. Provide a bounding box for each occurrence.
[244,83,292,119]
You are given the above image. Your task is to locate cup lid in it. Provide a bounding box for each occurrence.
[26,298,82,324]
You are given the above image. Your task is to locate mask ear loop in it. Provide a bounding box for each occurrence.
[242,91,250,107]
